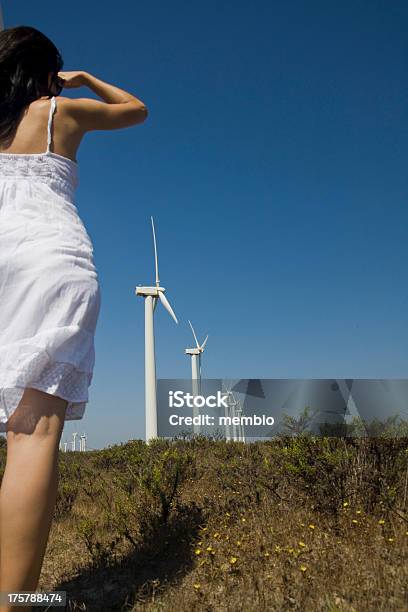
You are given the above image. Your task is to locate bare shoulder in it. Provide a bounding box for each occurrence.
[54,95,86,119]
[55,95,75,107]
[56,96,148,132]
[28,96,75,120]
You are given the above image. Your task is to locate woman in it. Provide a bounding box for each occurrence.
[0,25,147,606]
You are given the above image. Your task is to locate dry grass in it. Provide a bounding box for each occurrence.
[1,436,407,611]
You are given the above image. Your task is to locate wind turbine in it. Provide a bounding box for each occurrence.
[80,433,87,452]
[136,217,178,442]
[222,382,245,442]
[221,389,232,441]
[234,397,246,442]
[185,320,208,391]
[185,321,208,435]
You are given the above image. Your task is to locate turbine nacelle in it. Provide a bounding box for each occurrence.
[136,286,166,296]
[222,389,238,407]
[185,347,201,356]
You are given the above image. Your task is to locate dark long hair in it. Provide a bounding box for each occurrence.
[0,26,64,147]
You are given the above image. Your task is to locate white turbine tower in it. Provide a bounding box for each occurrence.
[234,397,246,443]
[63,442,68,452]
[136,217,178,442]
[71,432,78,452]
[221,389,232,441]
[80,433,87,452]
[185,320,208,392]
[222,382,245,442]
[185,321,208,435]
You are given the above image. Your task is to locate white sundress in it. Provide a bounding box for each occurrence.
[0,95,101,431]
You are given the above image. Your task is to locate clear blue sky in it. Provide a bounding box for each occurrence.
[3,1,408,447]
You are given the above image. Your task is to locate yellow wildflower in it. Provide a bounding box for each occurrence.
[388,538,394,543]
[378,519,385,525]
[206,546,213,552]
[230,556,238,565]
[308,524,315,530]
[298,541,306,548]
[264,552,270,557]
[242,517,246,523]
[343,502,349,508]
[195,548,202,555]
[352,520,358,524]
[299,565,307,572]
[213,532,220,538]
[356,510,362,515]
[236,541,242,546]
[193,583,201,590]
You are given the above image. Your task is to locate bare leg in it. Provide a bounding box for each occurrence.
[0,388,67,612]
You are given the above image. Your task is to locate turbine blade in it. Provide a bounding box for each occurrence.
[153,297,158,312]
[159,291,178,324]
[0,4,4,30]
[151,216,159,286]
[188,320,200,348]
[201,334,209,349]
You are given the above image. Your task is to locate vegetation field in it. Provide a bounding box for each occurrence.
[1,436,407,611]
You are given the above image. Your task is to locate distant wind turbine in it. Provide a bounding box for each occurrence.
[222,382,245,442]
[185,320,208,435]
[185,320,208,390]
[136,217,178,442]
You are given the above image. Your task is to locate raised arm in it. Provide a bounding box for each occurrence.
[58,70,148,131]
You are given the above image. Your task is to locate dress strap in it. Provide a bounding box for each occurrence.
[46,96,57,153]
